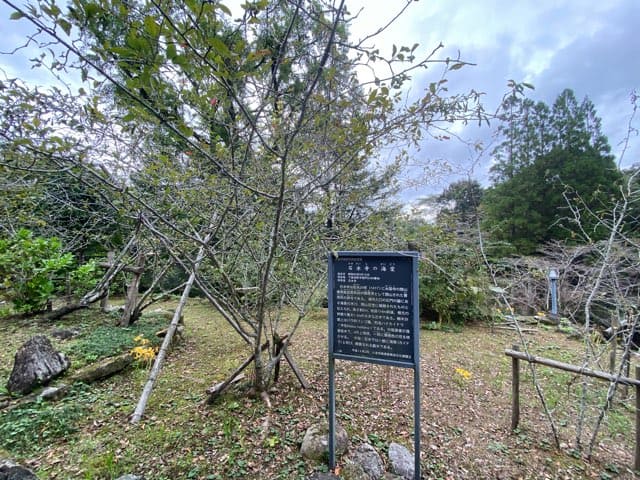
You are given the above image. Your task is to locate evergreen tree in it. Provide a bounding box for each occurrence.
[437,179,484,224]
[483,89,621,252]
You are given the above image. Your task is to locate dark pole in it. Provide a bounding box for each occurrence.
[511,344,520,431]
[635,365,640,472]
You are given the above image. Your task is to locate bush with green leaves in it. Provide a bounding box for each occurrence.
[419,245,494,324]
[0,229,99,313]
[404,222,495,324]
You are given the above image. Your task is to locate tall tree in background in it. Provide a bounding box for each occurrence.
[437,179,484,225]
[482,88,621,252]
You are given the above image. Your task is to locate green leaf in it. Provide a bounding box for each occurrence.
[84,2,99,18]
[10,11,25,20]
[450,62,464,70]
[144,16,160,37]
[57,18,72,36]
[178,124,194,137]
[166,43,177,60]
[210,37,230,57]
[217,3,232,15]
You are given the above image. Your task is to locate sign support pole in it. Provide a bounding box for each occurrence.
[328,355,336,471]
[414,365,421,479]
[412,254,421,480]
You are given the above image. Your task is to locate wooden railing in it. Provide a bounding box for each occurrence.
[505,345,640,471]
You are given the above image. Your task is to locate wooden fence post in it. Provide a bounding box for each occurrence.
[635,365,640,472]
[512,344,520,431]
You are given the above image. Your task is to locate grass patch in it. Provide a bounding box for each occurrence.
[0,384,93,456]
[63,317,166,365]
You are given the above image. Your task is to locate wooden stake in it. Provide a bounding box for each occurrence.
[635,365,640,472]
[511,344,520,431]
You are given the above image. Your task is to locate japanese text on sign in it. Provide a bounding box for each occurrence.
[331,255,415,364]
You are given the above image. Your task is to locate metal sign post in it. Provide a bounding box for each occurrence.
[328,251,420,479]
[549,269,559,316]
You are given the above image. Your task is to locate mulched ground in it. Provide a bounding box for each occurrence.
[1,301,637,479]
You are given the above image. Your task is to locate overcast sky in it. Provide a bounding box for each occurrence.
[1,0,639,203]
[347,0,640,201]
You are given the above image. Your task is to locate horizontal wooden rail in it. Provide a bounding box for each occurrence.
[505,348,640,387]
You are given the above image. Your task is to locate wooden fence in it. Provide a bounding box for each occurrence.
[505,345,640,471]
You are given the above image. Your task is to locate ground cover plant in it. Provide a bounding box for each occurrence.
[0,300,638,479]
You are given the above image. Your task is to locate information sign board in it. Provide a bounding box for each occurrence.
[330,253,416,366]
[327,251,420,479]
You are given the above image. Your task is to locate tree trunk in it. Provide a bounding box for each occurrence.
[120,250,146,326]
[100,251,115,312]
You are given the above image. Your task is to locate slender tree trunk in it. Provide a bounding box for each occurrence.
[100,251,114,313]
[120,250,146,326]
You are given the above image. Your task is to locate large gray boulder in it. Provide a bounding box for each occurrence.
[300,420,348,462]
[0,459,38,480]
[388,442,414,480]
[6,335,70,395]
[349,443,384,480]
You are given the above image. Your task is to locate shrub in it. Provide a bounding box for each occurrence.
[0,229,99,313]
[412,226,494,324]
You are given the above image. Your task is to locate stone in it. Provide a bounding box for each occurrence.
[38,385,69,401]
[67,353,133,384]
[114,475,144,480]
[0,459,38,480]
[50,328,79,340]
[388,442,414,480]
[341,460,369,480]
[300,421,348,462]
[350,443,384,480]
[305,474,340,480]
[7,336,70,395]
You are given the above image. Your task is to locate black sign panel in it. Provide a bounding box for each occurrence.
[329,252,417,367]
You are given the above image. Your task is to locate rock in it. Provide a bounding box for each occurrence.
[306,474,340,480]
[300,420,348,462]
[38,385,69,401]
[7,336,70,395]
[388,442,414,480]
[0,459,38,480]
[350,443,384,480]
[114,475,144,480]
[342,460,369,480]
[50,328,79,340]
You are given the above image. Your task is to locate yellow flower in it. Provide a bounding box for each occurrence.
[131,335,157,367]
[454,367,472,381]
